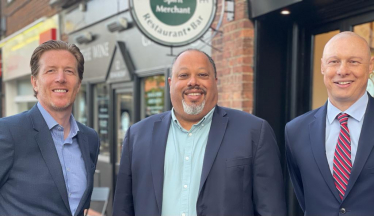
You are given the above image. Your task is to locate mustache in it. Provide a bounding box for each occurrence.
[182,86,207,94]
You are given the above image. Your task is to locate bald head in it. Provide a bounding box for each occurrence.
[323,31,371,59]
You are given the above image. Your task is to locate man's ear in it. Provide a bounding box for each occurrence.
[31,75,38,92]
[168,77,172,86]
[369,56,374,75]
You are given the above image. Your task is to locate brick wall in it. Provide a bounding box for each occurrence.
[2,0,58,36]
[212,0,254,113]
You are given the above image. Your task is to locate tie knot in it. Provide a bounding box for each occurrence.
[337,113,349,124]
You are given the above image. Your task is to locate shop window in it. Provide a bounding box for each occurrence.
[141,75,165,119]
[74,85,87,125]
[94,83,109,161]
[354,22,374,96]
[15,78,37,113]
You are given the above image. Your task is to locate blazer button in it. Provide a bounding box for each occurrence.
[340,208,346,214]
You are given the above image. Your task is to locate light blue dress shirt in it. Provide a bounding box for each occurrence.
[37,103,87,216]
[325,93,368,174]
[161,107,215,216]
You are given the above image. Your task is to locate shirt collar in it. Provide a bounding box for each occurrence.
[327,93,368,124]
[37,102,80,136]
[171,106,216,131]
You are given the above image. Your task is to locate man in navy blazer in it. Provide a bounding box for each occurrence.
[0,40,100,216]
[286,31,374,215]
[113,49,286,216]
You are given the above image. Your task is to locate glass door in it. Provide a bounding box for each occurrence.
[115,90,133,174]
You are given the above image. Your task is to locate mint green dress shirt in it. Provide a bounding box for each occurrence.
[161,107,215,216]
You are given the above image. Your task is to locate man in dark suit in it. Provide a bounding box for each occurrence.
[0,40,100,216]
[286,31,374,215]
[113,49,286,216]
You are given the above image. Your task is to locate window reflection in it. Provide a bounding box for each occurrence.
[142,75,165,118]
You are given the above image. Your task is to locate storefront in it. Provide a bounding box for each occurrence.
[63,3,210,214]
[0,15,59,116]
[250,0,374,215]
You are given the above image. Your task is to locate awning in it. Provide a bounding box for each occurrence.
[249,0,302,18]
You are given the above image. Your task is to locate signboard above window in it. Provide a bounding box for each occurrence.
[130,0,217,47]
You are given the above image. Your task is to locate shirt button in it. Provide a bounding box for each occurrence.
[340,208,346,214]
[66,168,70,172]
[69,193,71,197]
[185,156,189,161]
[183,185,188,189]
[202,124,204,126]
[182,213,186,216]
[188,133,192,136]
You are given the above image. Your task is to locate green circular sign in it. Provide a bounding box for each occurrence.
[130,0,216,47]
[150,0,196,26]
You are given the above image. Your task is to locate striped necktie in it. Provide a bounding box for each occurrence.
[333,113,352,200]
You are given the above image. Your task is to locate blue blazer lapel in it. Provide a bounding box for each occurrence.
[29,106,71,214]
[75,130,91,215]
[309,103,341,203]
[198,106,228,195]
[151,112,172,215]
[344,94,374,199]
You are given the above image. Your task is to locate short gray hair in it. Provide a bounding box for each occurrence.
[171,49,217,78]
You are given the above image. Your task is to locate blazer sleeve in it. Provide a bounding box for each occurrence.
[253,120,287,216]
[285,125,305,211]
[0,123,14,188]
[113,127,134,216]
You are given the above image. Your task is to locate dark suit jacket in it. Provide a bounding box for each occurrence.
[113,106,286,216]
[286,94,374,216]
[0,105,100,216]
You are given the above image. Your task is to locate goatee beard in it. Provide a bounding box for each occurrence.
[182,99,205,115]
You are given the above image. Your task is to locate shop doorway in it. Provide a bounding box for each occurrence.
[91,83,134,216]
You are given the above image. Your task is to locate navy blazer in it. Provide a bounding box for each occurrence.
[286,94,374,216]
[113,106,286,216]
[0,105,100,216]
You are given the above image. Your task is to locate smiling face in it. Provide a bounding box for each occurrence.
[168,50,218,125]
[321,32,374,110]
[31,50,81,115]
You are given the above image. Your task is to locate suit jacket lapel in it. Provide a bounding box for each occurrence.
[74,130,91,216]
[198,106,228,195]
[151,112,172,215]
[344,95,374,199]
[29,106,71,214]
[309,103,341,202]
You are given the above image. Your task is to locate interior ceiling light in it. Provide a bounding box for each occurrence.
[281,10,290,15]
